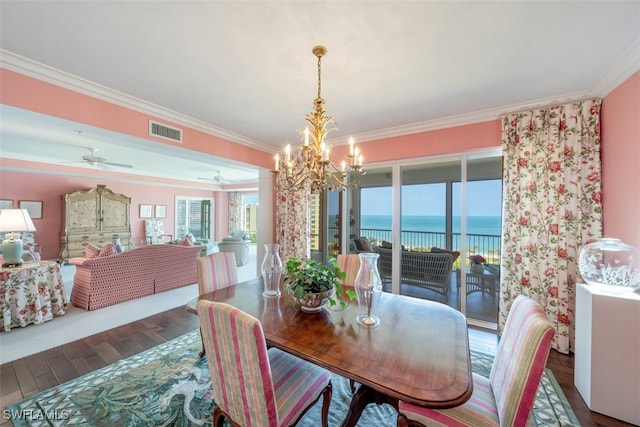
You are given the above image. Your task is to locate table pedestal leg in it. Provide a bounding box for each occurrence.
[340,383,398,427]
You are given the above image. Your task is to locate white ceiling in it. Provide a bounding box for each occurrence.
[1,1,639,185]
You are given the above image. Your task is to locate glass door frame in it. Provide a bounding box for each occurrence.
[359,148,501,329]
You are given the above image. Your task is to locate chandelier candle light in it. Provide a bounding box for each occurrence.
[272,45,365,193]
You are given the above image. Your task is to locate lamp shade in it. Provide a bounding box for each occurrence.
[0,209,37,233]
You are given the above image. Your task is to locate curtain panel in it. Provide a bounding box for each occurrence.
[275,152,312,260]
[228,192,244,233]
[500,98,602,354]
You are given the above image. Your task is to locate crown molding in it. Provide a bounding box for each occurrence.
[590,39,640,96]
[339,41,639,145]
[0,50,271,153]
[333,89,593,145]
[3,44,638,150]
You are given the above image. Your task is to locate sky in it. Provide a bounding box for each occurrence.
[361,180,502,217]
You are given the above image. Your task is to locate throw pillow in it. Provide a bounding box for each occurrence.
[178,237,194,246]
[353,238,363,251]
[380,240,393,249]
[359,237,372,252]
[430,247,461,262]
[85,244,102,258]
[97,243,117,257]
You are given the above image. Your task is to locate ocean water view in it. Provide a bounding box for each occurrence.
[356,215,502,261]
[361,215,501,236]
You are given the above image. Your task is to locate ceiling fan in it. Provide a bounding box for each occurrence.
[81,148,133,169]
[197,171,227,184]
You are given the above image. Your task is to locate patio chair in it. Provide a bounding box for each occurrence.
[197,300,332,427]
[397,295,554,427]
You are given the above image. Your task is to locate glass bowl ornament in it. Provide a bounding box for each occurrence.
[578,238,640,294]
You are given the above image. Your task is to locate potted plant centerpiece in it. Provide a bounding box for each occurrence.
[284,258,356,312]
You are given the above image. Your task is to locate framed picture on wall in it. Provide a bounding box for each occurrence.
[0,199,13,211]
[139,204,153,218]
[19,200,43,219]
[155,205,167,218]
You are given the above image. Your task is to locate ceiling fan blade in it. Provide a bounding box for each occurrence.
[103,161,133,168]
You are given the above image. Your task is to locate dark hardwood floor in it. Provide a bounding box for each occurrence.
[0,306,633,427]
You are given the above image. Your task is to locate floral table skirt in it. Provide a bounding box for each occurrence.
[0,261,67,331]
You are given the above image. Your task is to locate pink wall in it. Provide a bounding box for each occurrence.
[0,159,223,260]
[362,120,502,161]
[601,71,640,248]
[2,67,639,256]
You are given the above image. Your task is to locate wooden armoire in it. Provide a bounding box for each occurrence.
[59,185,132,259]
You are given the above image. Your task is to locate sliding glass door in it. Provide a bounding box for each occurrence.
[329,151,501,327]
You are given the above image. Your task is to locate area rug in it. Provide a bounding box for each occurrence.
[6,330,580,426]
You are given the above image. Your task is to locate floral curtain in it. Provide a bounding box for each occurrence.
[275,152,311,260]
[500,98,602,354]
[228,191,244,233]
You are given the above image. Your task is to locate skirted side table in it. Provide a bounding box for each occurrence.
[0,260,67,331]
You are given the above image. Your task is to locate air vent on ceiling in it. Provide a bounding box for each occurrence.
[149,120,183,143]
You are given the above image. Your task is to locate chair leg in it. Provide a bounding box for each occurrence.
[397,413,426,427]
[199,327,206,358]
[213,405,242,427]
[320,381,333,427]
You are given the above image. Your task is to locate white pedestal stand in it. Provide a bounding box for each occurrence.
[574,283,640,425]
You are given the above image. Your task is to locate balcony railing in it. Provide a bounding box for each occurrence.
[328,227,501,267]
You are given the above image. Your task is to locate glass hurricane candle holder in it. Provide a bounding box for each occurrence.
[354,252,382,327]
[261,243,283,298]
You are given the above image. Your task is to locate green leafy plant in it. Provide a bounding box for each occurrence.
[284,258,356,309]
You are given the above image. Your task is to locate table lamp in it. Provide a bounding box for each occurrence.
[0,209,37,268]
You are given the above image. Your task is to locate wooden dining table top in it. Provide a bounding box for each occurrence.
[196,276,473,411]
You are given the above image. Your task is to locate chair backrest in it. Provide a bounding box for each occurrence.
[228,229,249,240]
[196,252,238,295]
[197,300,278,426]
[144,219,165,244]
[490,295,555,426]
[336,254,360,287]
[21,232,35,247]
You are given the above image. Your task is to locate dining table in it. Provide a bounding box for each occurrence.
[194,277,473,427]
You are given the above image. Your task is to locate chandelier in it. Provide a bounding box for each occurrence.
[272,45,365,193]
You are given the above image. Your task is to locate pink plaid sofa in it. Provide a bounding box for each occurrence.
[69,244,202,310]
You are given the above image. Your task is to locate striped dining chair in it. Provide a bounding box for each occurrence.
[198,300,333,427]
[195,252,238,357]
[196,252,238,295]
[397,295,555,427]
[336,254,360,287]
